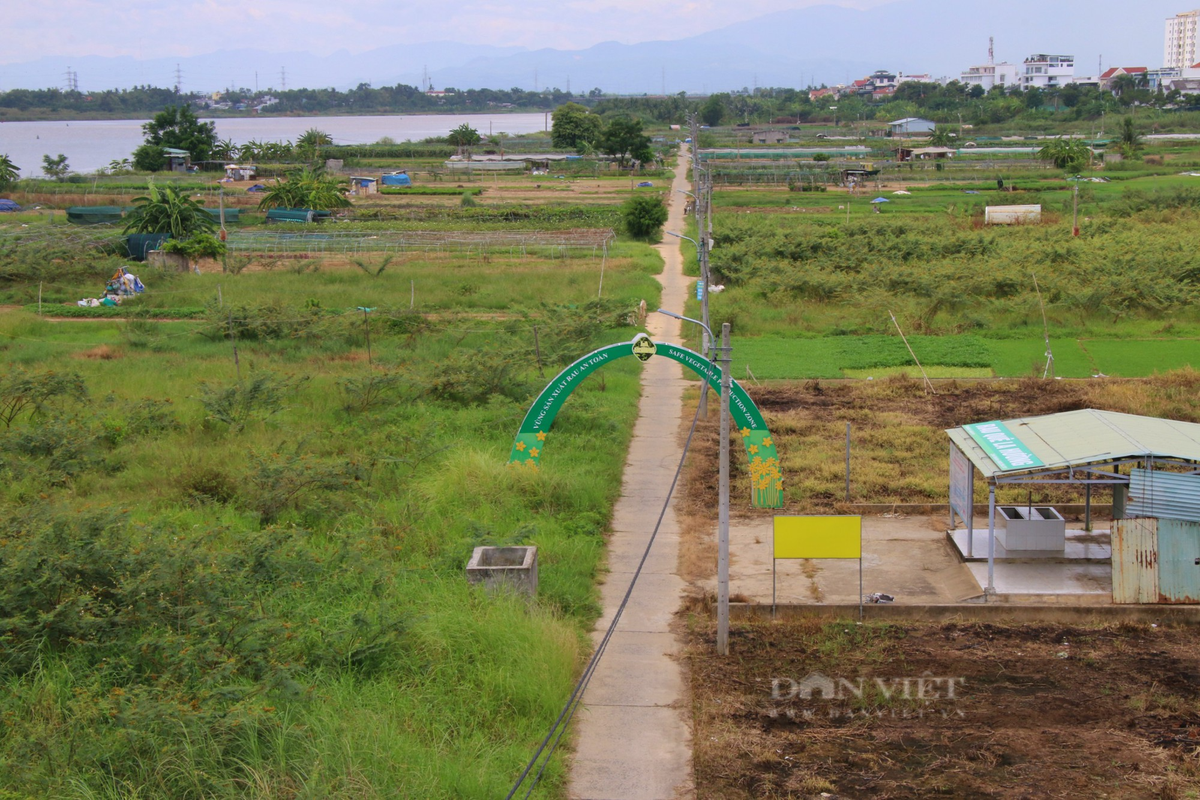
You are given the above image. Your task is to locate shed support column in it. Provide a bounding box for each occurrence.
[1085,483,1092,532]
[986,484,996,598]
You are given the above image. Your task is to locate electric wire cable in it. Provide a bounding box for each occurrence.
[506,378,707,799]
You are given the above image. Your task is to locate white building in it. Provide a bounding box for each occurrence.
[1022,54,1074,89]
[888,117,936,136]
[1165,10,1200,70]
[962,62,1021,91]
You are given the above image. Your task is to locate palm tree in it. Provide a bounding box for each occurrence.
[1120,117,1141,151]
[257,166,350,211]
[212,139,238,161]
[1038,138,1092,171]
[928,127,955,148]
[124,180,216,238]
[446,123,481,156]
[0,154,19,189]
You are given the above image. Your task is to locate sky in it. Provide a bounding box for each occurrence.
[0,0,890,63]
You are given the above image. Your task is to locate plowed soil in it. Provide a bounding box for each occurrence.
[687,619,1200,799]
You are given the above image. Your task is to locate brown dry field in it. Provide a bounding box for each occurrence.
[678,375,1200,799]
[685,618,1200,800]
[680,372,1200,518]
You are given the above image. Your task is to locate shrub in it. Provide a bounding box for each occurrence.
[340,370,414,414]
[621,194,669,241]
[0,369,87,428]
[123,180,216,238]
[197,372,305,431]
[243,446,361,524]
[160,232,226,260]
[427,347,529,405]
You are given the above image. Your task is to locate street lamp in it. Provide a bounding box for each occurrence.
[657,308,731,655]
[666,230,712,357]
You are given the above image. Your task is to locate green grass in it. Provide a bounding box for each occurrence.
[0,242,662,312]
[0,240,661,796]
[727,335,1199,379]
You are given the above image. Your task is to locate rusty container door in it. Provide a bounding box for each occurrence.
[1156,518,1200,604]
[1112,518,1158,604]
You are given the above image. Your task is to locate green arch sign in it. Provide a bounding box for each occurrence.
[509,334,783,508]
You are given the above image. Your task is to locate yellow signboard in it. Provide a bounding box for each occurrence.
[773,516,862,559]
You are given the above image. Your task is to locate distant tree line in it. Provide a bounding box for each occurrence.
[593,81,1194,127]
[0,83,579,116]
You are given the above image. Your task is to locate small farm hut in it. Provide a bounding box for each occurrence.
[947,410,1200,603]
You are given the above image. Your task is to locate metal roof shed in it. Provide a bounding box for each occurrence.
[945,409,1200,596]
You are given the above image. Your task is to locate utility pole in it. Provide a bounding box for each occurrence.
[174,63,183,94]
[717,323,732,656]
[280,67,287,91]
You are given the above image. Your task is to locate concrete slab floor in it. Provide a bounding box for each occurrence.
[705,514,984,605]
[965,561,1112,597]
[949,526,1112,563]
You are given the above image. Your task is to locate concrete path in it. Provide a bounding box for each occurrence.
[568,150,694,800]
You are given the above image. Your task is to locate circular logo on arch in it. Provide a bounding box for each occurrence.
[631,334,657,362]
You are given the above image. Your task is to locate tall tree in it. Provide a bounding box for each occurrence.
[550,102,603,150]
[140,105,218,162]
[41,154,69,180]
[599,117,654,167]
[700,94,728,127]
[446,123,481,149]
[296,128,333,161]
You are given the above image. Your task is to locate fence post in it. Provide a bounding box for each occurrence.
[845,422,851,502]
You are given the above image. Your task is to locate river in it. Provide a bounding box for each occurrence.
[0,113,550,177]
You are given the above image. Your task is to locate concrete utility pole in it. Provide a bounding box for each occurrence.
[717,323,732,655]
[687,114,713,355]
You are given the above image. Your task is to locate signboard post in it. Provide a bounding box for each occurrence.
[773,516,864,619]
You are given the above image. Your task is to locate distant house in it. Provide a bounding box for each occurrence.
[1022,54,1074,89]
[1168,77,1200,94]
[349,176,377,195]
[163,148,191,173]
[899,146,956,162]
[1100,66,1148,92]
[962,62,1021,91]
[224,164,256,181]
[888,117,936,137]
[752,130,788,144]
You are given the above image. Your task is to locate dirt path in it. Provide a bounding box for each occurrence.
[567,150,694,799]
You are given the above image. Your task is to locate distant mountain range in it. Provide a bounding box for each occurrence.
[0,0,1181,95]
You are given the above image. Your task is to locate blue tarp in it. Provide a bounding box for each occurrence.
[381,173,412,187]
[0,199,20,212]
